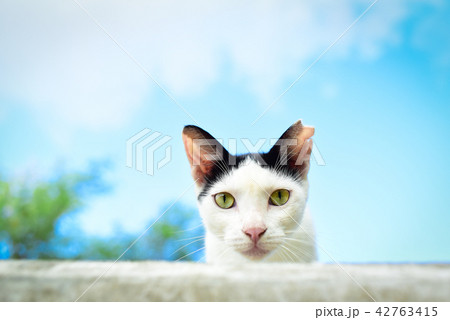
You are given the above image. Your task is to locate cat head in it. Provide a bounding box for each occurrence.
[182,120,314,261]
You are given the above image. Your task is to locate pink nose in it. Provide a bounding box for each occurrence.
[243,227,267,244]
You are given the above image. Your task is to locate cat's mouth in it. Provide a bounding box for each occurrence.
[242,246,270,259]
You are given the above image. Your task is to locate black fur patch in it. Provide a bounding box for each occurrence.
[197,152,303,202]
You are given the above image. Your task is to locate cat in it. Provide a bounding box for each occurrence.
[182,119,316,263]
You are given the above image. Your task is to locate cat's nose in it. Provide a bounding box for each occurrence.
[243,227,267,244]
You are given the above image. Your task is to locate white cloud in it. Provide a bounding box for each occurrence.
[0,0,425,131]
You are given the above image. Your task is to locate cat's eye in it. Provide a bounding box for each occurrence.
[214,192,235,209]
[269,189,290,206]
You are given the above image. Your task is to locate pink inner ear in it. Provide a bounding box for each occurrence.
[298,126,314,143]
[182,134,194,165]
[182,133,215,184]
[191,151,217,185]
[284,124,314,176]
[191,166,206,184]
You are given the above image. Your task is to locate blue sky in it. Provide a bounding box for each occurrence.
[0,0,449,263]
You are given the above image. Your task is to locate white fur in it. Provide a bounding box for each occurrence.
[196,157,316,264]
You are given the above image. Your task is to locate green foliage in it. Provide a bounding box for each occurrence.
[0,167,204,261]
[0,166,109,259]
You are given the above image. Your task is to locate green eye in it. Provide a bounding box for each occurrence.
[269,189,290,206]
[215,192,235,209]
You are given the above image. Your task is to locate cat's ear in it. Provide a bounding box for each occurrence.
[268,119,315,178]
[182,125,229,185]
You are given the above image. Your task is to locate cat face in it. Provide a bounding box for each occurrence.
[197,157,310,260]
[182,120,314,261]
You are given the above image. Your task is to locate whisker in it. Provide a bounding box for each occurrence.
[176,246,206,261]
[284,241,316,260]
[174,223,204,234]
[214,246,233,262]
[281,245,301,260]
[175,235,205,242]
[282,251,293,263]
[282,237,311,245]
[278,247,293,263]
[171,238,205,256]
[278,250,289,262]
[280,244,297,262]
[198,254,206,263]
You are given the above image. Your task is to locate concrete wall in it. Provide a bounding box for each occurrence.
[0,261,449,302]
